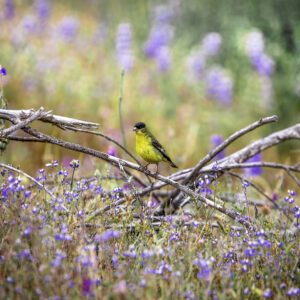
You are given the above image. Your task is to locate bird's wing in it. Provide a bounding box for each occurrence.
[149,133,173,163]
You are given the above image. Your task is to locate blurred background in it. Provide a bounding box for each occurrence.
[0,0,300,186]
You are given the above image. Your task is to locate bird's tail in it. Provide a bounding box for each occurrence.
[169,161,178,168]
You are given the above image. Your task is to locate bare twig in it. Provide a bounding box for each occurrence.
[64,125,140,165]
[7,135,46,142]
[219,162,300,173]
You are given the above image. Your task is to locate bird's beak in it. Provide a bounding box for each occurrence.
[133,127,137,131]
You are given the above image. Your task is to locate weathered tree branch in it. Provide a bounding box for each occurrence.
[2,109,299,230]
[0,107,46,137]
[0,108,99,130]
[170,123,300,211]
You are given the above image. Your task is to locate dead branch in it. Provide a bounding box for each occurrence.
[8,123,255,229]
[0,107,46,137]
[184,115,278,186]
[0,107,99,130]
[2,109,300,230]
[170,123,300,211]
[164,115,279,211]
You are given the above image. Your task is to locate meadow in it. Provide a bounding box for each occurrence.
[0,0,300,299]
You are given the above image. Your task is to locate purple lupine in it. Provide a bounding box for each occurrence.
[245,30,275,77]
[115,23,134,72]
[251,53,275,77]
[144,25,173,58]
[4,0,14,19]
[144,4,174,73]
[153,4,173,25]
[155,46,172,72]
[21,15,39,34]
[194,258,212,280]
[0,68,7,76]
[186,51,206,80]
[244,152,262,177]
[35,0,51,21]
[210,134,225,159]
[57,16,80,41]
[206,66,233,105]
[82,277,93,296]
[202,32,222,57]
[107,147,117,157]
[262,289,272,298]
[245,30,265,60]
[97,229,121,242]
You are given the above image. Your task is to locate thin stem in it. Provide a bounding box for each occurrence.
[118,69,127,150]
[70,167,76,190]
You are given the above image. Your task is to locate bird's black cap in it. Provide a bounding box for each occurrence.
[134,122,146,129]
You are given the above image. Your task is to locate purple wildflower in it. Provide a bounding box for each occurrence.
[97,229,121,242]
[24,190,31,197]
[51,250,66,268]
[186,51,206,80]
[194,258,212,280]
[144,25,173,58]
[155,46,172,72]
[0,68,7,76]
[57,16,80,41]
[69,159,79,168]
[115,23,134,72]
[244,288,250,295]
[107,147,117,157]
[35,0,51,21]
[245,30,265,59]
[287,288,300,297]
[210,134,225,159]
[21,15,39,34]
[82,277,93,296]
[4,0,14,19]
[245,30,275,77]
[140,279,146,287]
[23,226,32,236]
[153,5,173,25]
[262,289,272,298]
[206,66,233,105]
[202,32,222,56]
[244,152,262,177]
[251,53,275,77]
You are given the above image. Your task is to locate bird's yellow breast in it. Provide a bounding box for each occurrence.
[135,131,164,163]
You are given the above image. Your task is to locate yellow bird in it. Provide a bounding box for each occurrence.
[133,122,178,172]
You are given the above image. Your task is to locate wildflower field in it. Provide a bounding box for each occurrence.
[0,0,300,299]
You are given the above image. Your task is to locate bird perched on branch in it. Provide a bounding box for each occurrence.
[133,122,178,172]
